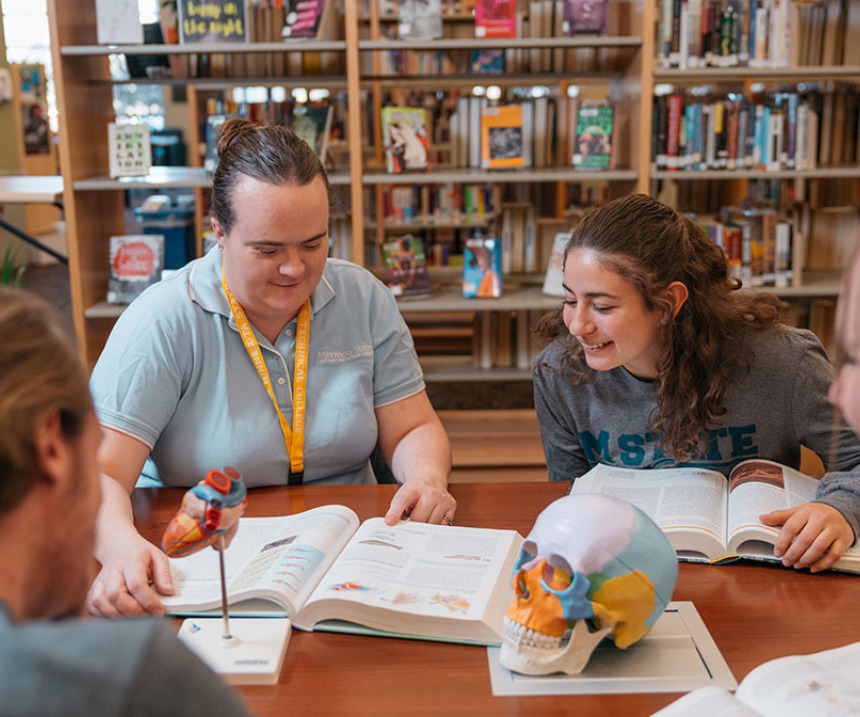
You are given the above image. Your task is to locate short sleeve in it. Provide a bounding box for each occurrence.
[89,294,187,448]
[367,277,425,407]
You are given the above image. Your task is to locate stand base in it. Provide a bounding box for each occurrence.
[177,617,291,685]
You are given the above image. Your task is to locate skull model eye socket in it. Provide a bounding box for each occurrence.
[542,559,573,591]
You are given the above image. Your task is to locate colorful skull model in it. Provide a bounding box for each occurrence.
[500,493,678,675]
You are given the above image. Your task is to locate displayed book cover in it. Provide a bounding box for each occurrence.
[382,235,433,299]
[203,112,240,174]
[463,236,503,298]
[108,122,152,178]
[572,105,615,169]
[107,234,165,304]
[474,0,517,39]
[541,232,571,296]
[178,0,248,43]
[95,0,144,44]
[160,504,523,645]
[562,0,609,35]
[481,105,524,169]
[282,0,330,39]
[381,107,430,173]
[291,104,334,163]
[398,0,443,40]
[469,48,505,74]
[570,459,860,574]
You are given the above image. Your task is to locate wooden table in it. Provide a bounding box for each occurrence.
[133,482,860,717]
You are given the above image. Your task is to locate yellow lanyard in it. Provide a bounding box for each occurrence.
[222,271,310,485]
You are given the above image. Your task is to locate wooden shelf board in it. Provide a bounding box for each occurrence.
[654,64,860,82]
[61,41,348,56]
[74,167,351,190]
[652,167,860,180]
[362,167,638,185]
[359,36,642,51]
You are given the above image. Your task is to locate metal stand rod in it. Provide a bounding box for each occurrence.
[218,535,232,641]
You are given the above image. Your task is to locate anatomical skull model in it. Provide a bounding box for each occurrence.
[500,493,678,676]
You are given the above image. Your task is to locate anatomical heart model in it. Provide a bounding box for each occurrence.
[500,493,678,676]
[162,466,247,558]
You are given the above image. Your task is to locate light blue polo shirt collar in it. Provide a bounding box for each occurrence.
[188,247,336,325]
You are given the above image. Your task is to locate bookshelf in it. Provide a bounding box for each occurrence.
[47,0,854,372]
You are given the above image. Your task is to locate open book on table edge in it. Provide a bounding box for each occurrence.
[161,504,523,646]
[570,459,860,574]
[653,639,860,716]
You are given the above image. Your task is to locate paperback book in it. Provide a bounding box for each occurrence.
[108,123,152,178]
[398,0,443,40]
[290,104,333,163]
[161,504,523,645]
[463,236,503,298]
[572,105,615,169]
[178,0,248,43]
[282,0,335,39]
[381,107,431,173]
[381,235,434,299]
[475,0,517,39]
[541,231,571,296]
[562,0,609,35]
[203,112,240,174]
[480,105,524,169]
[107,234,165,304]
[570,459,860,573]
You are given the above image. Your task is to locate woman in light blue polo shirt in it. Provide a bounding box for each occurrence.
[87,119,456,618]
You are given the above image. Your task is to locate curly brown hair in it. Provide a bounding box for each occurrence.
[536,193,783,460]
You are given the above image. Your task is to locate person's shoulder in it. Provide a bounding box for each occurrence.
[742,324,826,359]
[324,257,382,285]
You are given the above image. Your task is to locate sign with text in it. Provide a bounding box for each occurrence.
[179,0,247,43]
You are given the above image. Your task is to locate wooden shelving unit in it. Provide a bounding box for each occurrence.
[47,0,856,370]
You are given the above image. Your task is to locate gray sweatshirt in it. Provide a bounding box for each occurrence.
[534,325,860,539]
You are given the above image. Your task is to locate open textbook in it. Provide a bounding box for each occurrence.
[571,459,860,573]
[654,640,860,716]
[161,505,523,645]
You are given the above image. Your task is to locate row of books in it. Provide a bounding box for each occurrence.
[700,206,795,288]
[652,83,860,172]
[379,182,503,223]
[659,0,860,70]
[381,95,616,173]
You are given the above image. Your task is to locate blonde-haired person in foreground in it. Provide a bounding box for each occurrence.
[0,287,249,717]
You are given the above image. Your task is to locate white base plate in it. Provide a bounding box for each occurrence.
[487,602,736,696]
[177,617,291,685]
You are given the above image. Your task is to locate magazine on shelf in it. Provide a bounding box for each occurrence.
[463,236,503,298]
[572,104,615,169]
[178,0,248,43]
[570,459,860,573]
[381,235,434,299]
[480,105,524,169]
[161,504,523,645]
[474,0,517,39]
[381,106,431,173]
[398,0,443,40]
[108,123,151,178]
[107,234,164,305]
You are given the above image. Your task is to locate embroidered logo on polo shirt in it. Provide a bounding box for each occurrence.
[316,345,373,364]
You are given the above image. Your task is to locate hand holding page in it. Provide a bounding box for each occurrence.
[570,459,860,573]
[161,505,523,645]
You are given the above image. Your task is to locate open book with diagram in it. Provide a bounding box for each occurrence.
[570,459,860,573]
[161,505,523,645]
[653,639,860,716]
